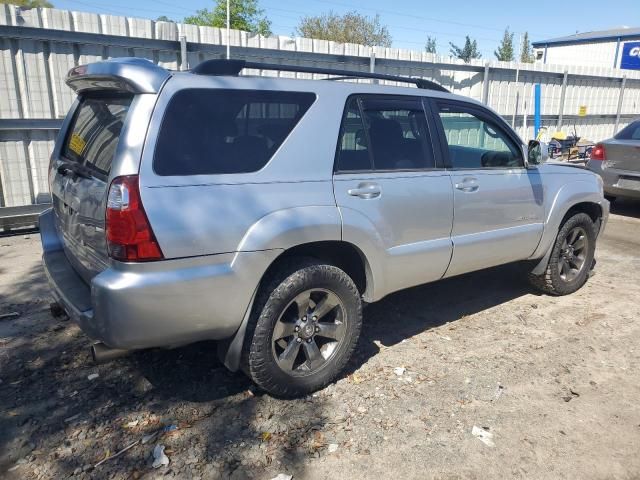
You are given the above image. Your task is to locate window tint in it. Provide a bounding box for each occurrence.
[615,121,640,140]
[437,104,523,169]
[335,98,372,171]
[62,95,132,176]
[335,96,435,172]
[154,89,315,176]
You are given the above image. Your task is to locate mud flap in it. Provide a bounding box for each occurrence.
[217,287,258,372]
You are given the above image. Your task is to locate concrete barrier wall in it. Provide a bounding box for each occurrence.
[1,4,639,207]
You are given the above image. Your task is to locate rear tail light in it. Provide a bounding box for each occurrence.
[591,143,606,161]
[105,175,163,262]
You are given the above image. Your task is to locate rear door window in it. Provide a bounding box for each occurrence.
[153,89,316,176]
[62,95,132,176]
[335,95,436,172]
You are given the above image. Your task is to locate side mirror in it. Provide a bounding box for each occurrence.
[527,140,549,166]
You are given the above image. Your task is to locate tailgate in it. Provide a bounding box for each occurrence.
[50,94,133,283]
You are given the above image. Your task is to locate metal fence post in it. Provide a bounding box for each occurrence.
[179,35,188,71]
[534,84,541,138]
[482,63,490,105]
[614,75,627,135]
[557,70,568,131]
[370,51,377,84]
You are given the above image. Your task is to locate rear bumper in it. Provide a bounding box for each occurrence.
[587,160,640,199]
[39,208,279,350]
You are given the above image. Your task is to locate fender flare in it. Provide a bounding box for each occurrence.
[530,181,604,275]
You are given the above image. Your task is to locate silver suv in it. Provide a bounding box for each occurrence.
[40,58,609,397]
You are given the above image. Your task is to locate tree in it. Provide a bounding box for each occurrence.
[520,31,534,63]
[184,0,271,36]
[494,28,514,61]
[0,0,53,7]
[295,11,392,47]
[156,15,175,22]
[425,36,437,54]
[449,36,481,63]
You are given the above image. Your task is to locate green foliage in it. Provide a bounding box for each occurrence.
[449,36,481,63]
[494,28,515,61]
[0,0,53,7]
[184,0,271,36]
[520,32,534,63]
[425,36,437,54]
[156,15,175,23]
[295,11,392,47]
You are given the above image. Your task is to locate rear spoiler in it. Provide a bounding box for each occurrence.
[66,57,170,94]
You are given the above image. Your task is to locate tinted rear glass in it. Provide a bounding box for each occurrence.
[615,121,640,140]
[62,95,132,176]
[153,89,316,176]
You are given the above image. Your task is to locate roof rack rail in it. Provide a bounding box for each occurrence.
[191,59,449,93]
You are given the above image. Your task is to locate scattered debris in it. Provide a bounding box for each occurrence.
[270,474,293,480]
[152,444,170,468]
[494,384,504,401]
[0,311,20,320]
[126,420,139,428]
[357,406,367,414]
[393,367,406,376]
[563,389,580,402]
[95,440,140,468]
[64,413,81,423]
[471,426,495,447]
[87,373,99,381]
[328,443,339,453]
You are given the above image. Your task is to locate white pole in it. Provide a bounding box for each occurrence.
[226,0,230,59]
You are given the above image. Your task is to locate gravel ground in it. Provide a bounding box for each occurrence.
[1,201,639,480]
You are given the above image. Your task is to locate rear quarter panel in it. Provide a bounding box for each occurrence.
[139,75,347,258]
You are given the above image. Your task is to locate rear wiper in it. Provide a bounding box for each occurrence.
[57,161,93,179]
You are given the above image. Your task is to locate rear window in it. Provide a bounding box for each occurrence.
[615,120,640,140]
[153,89,316,176]
[62,95,132,176]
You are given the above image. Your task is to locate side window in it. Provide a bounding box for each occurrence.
[154,89,315,176]
[335,96,435,172]
[437,104,523,169]
[615,121,640,140]
[335,98,372,172]
[361,97,435,170]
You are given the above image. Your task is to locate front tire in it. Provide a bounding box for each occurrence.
[242,259,362,397]
[529,212,597,295]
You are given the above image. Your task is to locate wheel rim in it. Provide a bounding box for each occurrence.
[271,288,347,377]
[558,226,589,282]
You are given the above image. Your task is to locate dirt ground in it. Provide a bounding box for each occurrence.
[1,201,639,480]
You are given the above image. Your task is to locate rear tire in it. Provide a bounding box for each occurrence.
[242,258,362,398]
[528,212,597,296]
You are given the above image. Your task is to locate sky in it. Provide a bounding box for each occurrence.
[53,0,640,58]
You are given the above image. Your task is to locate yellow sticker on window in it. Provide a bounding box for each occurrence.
[69,133,86,155]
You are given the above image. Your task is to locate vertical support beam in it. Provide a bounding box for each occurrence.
[543,44,548,64]
[511,66,520,128]
[369,51,377,84]
[557,70,568,131]
[482,63,490,105]
[225,0,230,60]
[179,35,188,71]
[534,83,541,138]
[613,37,621,69]
[614,75,627,134]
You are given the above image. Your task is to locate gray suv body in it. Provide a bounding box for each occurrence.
[40,58,609,396]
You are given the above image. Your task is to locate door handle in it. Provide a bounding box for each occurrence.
[347,183,381,199]
[455,177,479,193]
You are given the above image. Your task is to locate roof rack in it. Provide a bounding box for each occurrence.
[191,59,449,93]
